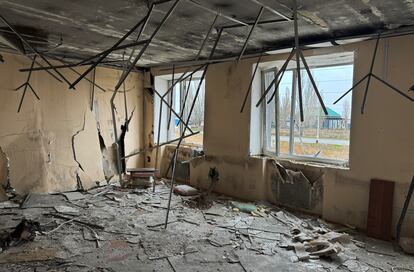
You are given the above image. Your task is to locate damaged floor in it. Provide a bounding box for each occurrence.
[0,182,413,272]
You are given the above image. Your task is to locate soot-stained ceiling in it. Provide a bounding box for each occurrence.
[0,0,414,68]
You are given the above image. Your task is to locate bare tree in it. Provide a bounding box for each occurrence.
[184,79,205,130]
[342,98,350,129]
[279,86,291,129]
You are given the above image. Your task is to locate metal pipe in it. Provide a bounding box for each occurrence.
[165,28,223,229]
[240,53,263,113]
[19,41,148,72]
[298,50,328,115]
[120,4,154,90]
[371,74,414,102]
[28,83,40,100]
[90,68,96,111]
[256,48,295,106]
[167,65,175,130]
[361,34,380,114]
[124,131,199,159]
[153,93,164,192]
[222,18,289,30]
[266,63,287,104]
[247,0,291,21]
[333,74,369,105]
[153,87,193,133]
[180,75,193,118]
[69,14,149,89]
[114,0,180,91]
[293,0,303,122]
[237,7,264,62]
[17,55,37,113]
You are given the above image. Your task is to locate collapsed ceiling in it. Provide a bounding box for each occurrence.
[0,0,414,68]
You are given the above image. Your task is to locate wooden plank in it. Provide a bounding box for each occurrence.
[366,179,395,240]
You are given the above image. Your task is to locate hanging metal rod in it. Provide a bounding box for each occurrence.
[0,15,72,86]
[237,7,264,61]
[16,55,39,113]
[247,0,292,21]
[69,13,149,89]
[221,18,287,30]
[114,0,180,91]
[19,40,149,72]
[240,53,263,113]
[164,28,223,229]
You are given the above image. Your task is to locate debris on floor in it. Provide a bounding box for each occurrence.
[230,201,257,214]
[174,184,198,196]
[0,219,40,251]
[0,181,412,271]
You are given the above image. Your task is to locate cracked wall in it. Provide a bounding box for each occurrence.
[0,52,145,194]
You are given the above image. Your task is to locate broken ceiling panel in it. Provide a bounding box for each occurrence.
[0,0,413,66]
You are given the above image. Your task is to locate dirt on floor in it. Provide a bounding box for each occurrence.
[0,181,412,271]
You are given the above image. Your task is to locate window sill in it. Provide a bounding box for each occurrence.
[261,152,350,170]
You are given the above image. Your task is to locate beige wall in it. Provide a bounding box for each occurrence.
[155,35,414,237]
[0,52,145,193]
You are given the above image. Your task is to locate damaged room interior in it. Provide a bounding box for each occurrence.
[0,0,414,271]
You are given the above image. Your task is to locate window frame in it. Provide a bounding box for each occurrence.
[261,62,354,166]
[166,77,205,147]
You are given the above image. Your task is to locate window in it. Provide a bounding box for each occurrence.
[262,58,353,163]
[154,75,205,146]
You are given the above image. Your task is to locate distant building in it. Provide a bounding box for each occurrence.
[323,107,347,129]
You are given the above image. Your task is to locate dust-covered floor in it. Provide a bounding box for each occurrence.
[0,181,413,272]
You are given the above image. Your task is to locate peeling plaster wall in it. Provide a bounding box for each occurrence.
[0,52,145,193]
[153,35,414,236]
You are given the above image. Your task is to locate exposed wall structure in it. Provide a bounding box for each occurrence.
[0,52,145,194]
[155,35,414,237]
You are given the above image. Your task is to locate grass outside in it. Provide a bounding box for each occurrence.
[278,141,349,161]
[278,128,350,140]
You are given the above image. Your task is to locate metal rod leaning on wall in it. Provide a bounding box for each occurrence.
[240,53,263,113]
[153,89,164,192]
[167,65,175,130]
[333,35,414,108]
[90,68,96,111]
[396,175,414,242]
[0,15,72,86]
[237,7,264,62]
[110,87,123,183]
[16,55,39,113]
[255,48,295,106]
[371,74,414,101]
[121,52,129,127]
[69,14,149,89]
[360,34,380,114]
[164,28,223,229]
[114,0,180,91]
